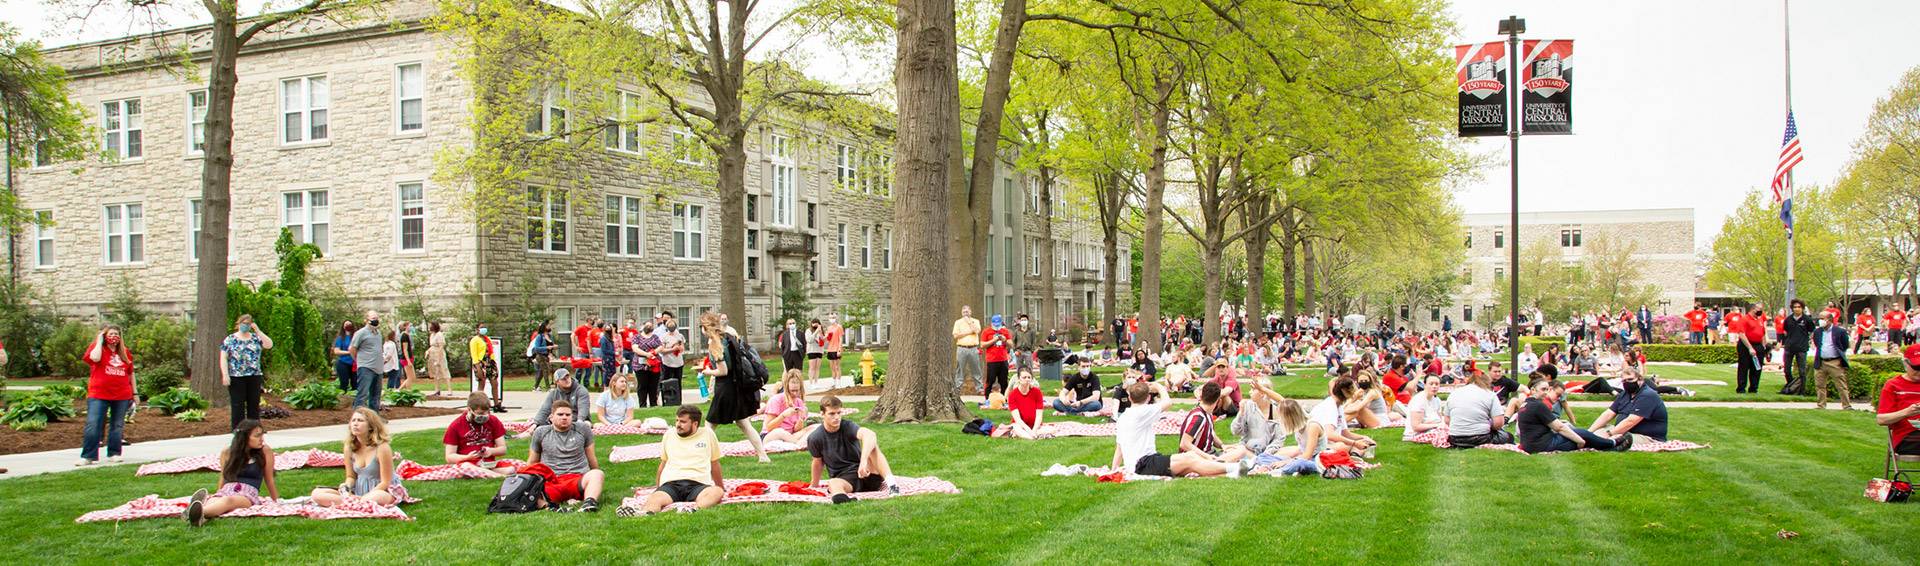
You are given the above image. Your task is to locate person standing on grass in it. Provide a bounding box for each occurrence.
[382,328,400,390]
[220,315,274,430]
[1878,345,1920,455]
[1011,313,1039,376]
[332,321,357,391]
[952,306,983,391]
[1780,299,1817,396]
[311,408,409,508]
[633,323,664,408]
[1112,381,1250,479]
[349,311,385,411]
[824,315,847,382]
[426,322,452,396]
[443,392,513,477]
[1585,366,1669,444]
[659,322,687,405]
[1444,370,1510,448]
[528,320,554,392]
[1855,307,1877,355]
[397,320,417,390]
[1727,304,1765,394]
[805,319,825,384]
[624,404,725,516]
[183,420,276,527]
[1887,306,1909,349]
[573,316,597,389]
[809,395,902,502]
[78,325,137,466]
[1517,379,1625,453]
[980,315,1014,397]
[470,324,499,402]
[526,400,604,512]
[700,312,770,462]
[1810,312,1854,410]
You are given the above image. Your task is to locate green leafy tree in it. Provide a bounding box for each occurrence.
[1707,188,1847,310]
[776,273,814,330]
[0,22,91,221]
[1832,66,1920,307]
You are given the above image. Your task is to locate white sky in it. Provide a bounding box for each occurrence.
[10,0,1917,251]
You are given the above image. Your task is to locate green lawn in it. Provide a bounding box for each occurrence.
[0,402,1911,563]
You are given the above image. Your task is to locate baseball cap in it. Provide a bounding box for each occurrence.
[1904,344,1920,368]
[554,368,572,382]
[991,314,1004,326]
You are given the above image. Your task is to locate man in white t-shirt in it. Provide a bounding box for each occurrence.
[622,405,724,516]
[1517,343,1540,375]
[1308,377,1379,456]
[1110,381,1248,478]
[1444,370,1512,448]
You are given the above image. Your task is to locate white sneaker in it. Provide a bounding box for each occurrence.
[109,456,124,463]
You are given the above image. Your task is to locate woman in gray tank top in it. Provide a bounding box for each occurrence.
[311,408,409,507]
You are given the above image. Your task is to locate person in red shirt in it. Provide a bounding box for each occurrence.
[1730,304,1769,394]
[1824,303,1844,327]
[1683,305,1709,345]
[1180,382,1251,464]
[79,325,137,466]
[1001,372,1048,439]
[979,315,1014,396]
[1855,308,1876,355]
[573,317,596,386]
[443,392,513,477]
[1886,307,1909,348]
[1381,354,1412,404]
[1879,345,1920,455]
[1201,360,1243,417]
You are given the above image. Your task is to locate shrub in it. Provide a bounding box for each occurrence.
[126,317,192,377]
[1849,355,1905,375]
[38,383,85,403]
[147,388,209,416]
[3,394,77,425]
[384,388,426,407]
[285,381,341,410]
[1640,344,1737,364]
[9,417,46,431]
[174,409,207,423]
[261,406,293,419]
[0,278,63,378]
[137,366,186,401]
[43,322,97,377]
[1518,336,1565,351]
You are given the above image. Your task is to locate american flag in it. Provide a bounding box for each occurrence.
[1772,110,1803,229]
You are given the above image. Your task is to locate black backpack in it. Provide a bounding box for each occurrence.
[487,473,547,513]
[962,418,996,436]
[726,335,770,393]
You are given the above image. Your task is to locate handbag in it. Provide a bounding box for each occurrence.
[1865,472,1913,503]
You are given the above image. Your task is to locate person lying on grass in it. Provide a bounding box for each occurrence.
[1313,377,1380,457]
[1002,371,1049,440]
[625,405,725,516]
[809,395,899,502]
[312,408,409,507]
[1517,379,1628,454]
[444,392,514,477]
[183,420,277,527]
[1235,379,1326,476]
[759,371,819,445]
[528,400,605,512]
[1053,357,1104,416]
[1113,381,1253,479]
[1584,366,1669,445]
[1444,370,1512,449]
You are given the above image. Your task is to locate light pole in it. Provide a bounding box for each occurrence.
[1500,15,1525,383]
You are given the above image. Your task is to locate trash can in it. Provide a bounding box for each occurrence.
[1037,348,1067,382]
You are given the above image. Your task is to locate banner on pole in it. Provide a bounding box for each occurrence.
[1520,39,1574,134]
[1454,41,1508,137]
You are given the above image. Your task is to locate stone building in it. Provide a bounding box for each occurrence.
[8,1,1129,347]
[1432,208,1696,330]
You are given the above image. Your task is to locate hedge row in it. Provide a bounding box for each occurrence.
[1518,336,1566,350]
[1639,344,1737,364]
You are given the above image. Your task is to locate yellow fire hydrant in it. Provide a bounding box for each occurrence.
[860,349,877,386]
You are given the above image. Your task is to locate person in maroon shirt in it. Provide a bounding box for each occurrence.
[1180,382,1250,463]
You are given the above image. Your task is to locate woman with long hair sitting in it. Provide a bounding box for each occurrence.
[311,408,409,507]
[758,370,818,444]
[183,420,277,526]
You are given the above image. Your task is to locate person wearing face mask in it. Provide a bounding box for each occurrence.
[1779,299,1817,395]
[350,310,386,411]
[1810,310,1854,410]
[470,323,499,406]
[804,319,825,384]
[78,325,138,466]
[980,315,1014,397]
[442,392,512,477]
[1518,379,1625,453]
[1053,357,1104,415]
[1586,365,1669,444]
[777,318,807,378]
[219,314,275,430]
[1011,314,1039,375]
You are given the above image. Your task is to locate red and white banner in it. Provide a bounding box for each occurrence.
[1454,42,1508,137]
[1520,39,1574,134]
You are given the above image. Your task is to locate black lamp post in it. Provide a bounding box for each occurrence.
[1499,15,1525,384]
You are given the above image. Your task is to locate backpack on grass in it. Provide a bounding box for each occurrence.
[962,418,996,436]
[488,473,547,513]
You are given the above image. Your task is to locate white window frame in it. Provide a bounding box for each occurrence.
[770,133,796,227]
[860,225,872,269]
[101,98,142,160]
[883,227,893,271]
[836,144,858,191]
[605,90,644,154]
[187,198,239,263]
[396,182,427,253]
[30,209,54,269]
[186,90,207,156]
[394,62,425,134]
[279,75,330,145]
[281,188,331,254]
[673,127,709,165]
[672,203,706,261]
[1028,240,1039,276]
[605,194,645,258]
[101,202,145,265]
[835,223,848,268]
[526,186,569,253]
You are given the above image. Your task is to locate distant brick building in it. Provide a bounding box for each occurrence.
[1432,208,1696,330]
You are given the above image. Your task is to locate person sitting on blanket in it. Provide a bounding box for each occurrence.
[1584,366,1669,444]
[527,400,605,512]
[183,420,278,527]
[595,373,639,425]
[1235,382,1325,475]
[1404,375,1446,438]
[1002,371,1049,439]
[1518,379,1628,454]
[625,405,725,516]
[1444,370,1513,448]
[1181,382,1251,462]
[1112,381,1252,479]
[1347,370,1395,428]
[312,408,410,507]
[522,369,593,438]
[759,371,819,445]
[1163,354,1196,392]
[1878,344,1920,455]
[1310,377,1378,457]
[443,392,513,477]
[1053,357,1104,415]
[1201,360,1243,418]
[808,395,900,503]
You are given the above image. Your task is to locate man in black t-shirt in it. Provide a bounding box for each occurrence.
[1518,379,1626,454]
[1054,358,1104,415]
[808,395,898,503]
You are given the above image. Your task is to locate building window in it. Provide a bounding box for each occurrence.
[1494,230,1504,249]
[859,225,872,269]
[673,127,709,165]
[879,155,892,196]
[604,90,643,153]
[836,144,858,191]
[672,203,705,260]
[1561,228,1584,247]
[102,203,145,265]
[770,134,796,227]
[1056,242,1067,275]
[525,186,568,253]
[397,183,426,251]
[101,98,142,159]
[30,210,53,268]
[395,63,425,133]
[1571,229,1582,247]
[745,195,758,223]
[806,203,817,229]
[1429,308,1440,322]
[1494,267,1504,285]
[187,90,207,155]
[604,195,643,257]
[280,76,329,144]
[883,228,893,271]
[525,85,568,136]
[189,199,204,261]
[1463,306,1475,322]
[835,223,847,268]
[808,259,819,282]
[282,189,330,253]
[747,255,760,280]
[748,229,760,250]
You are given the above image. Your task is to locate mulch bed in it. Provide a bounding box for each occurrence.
[0,395,459,456]
[822,385,884,397]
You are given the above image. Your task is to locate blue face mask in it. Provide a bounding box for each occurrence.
[479,328,490,336]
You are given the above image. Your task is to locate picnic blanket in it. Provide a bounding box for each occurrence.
[504,421,671,436]
[77,493,417,523]
[1402,427,1710,454]
[396,459,531,481]
[616,476,959,513]
[608,440,806,463]
[1041,459,1380,483]
[135,448,347,476]
[1007,412,1187,438]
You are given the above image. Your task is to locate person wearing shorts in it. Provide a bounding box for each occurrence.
[526,400,603,512]
[808,395,897,503]
[623,405,725,516]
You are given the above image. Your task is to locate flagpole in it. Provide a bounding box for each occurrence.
[1783,0,1797,308]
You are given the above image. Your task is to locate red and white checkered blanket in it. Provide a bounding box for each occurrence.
[608,440,805,463]
[1045,458,1381,482]
[1010,412,1186,438]
[76,493,418,523]
[1403,427,1710,454]
[617,476,959,513]
[504,421,670,436]
[395,459,530,481]
[135,449,348,476]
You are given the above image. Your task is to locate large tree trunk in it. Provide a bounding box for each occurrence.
[1099,171,1122,329]
[709,0,750,327]
[1243,197,1269,329]
[1200,236,1224,345]
[190,13,241,404]
[1279,211,1297,318]
[1038,165,1056,332]
[1302,237,1317,315]
[871,0,969,422]
[1136,78,1172,354]
[950,0,1027,317]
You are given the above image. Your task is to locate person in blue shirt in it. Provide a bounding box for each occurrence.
[331,321,357,392]
[1586,366,1668,443]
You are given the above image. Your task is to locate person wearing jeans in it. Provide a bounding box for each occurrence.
[1518,380,1624,454]
[350,310,386,411]
[79,325,137,466]
[220,314,274,430]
